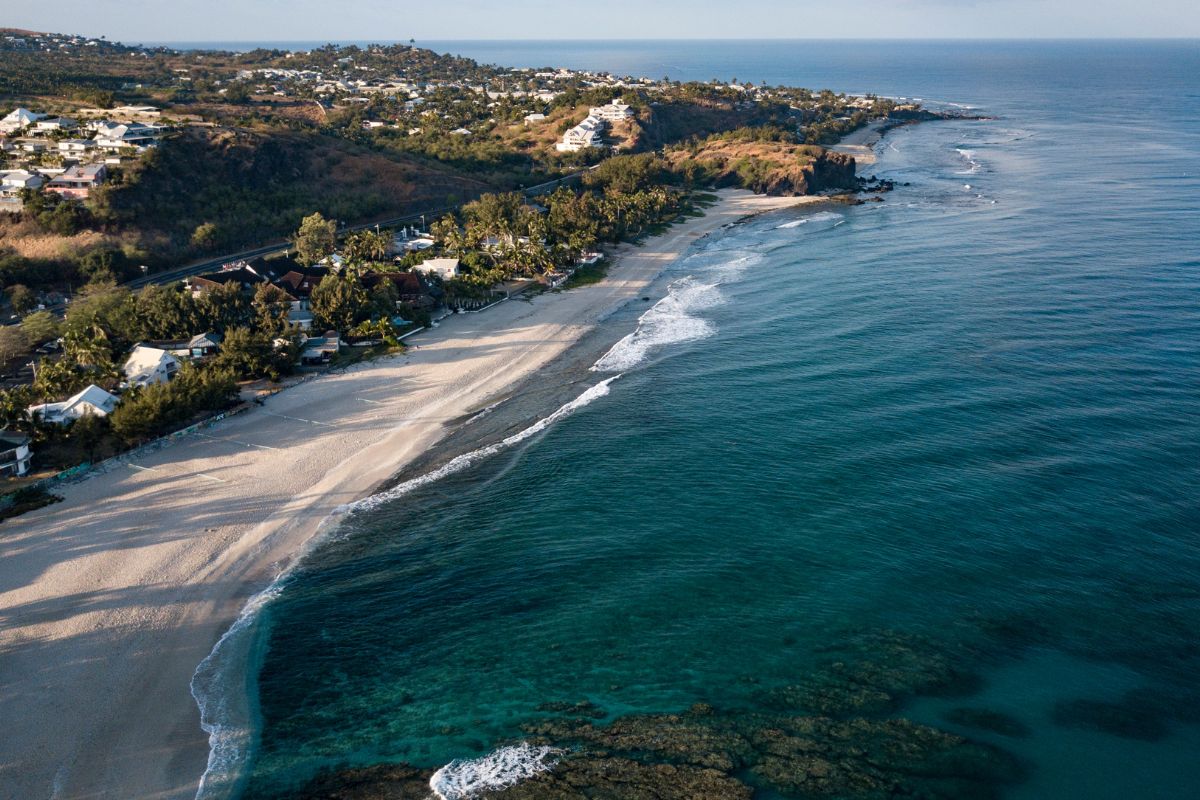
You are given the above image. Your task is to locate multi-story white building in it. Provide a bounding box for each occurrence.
[589,101,634,122]
[0,431,32,477]
[556,115,605,152]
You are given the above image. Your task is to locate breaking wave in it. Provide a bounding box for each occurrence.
[775,210,845,229]
[955,148,983,175]
[592,276,722,373]
[430,743,563,800]
[191,575,285,800]
[191,375,620,798]
[343,376,620,514]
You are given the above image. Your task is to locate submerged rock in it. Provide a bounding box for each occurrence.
[484,756,753,799]
[766,630,983,717]
[536,700,607,719]
[286,630,1023,800]
[521,711,755,772]
[746,716,1021,799]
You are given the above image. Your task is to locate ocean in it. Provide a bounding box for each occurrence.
[194,41,1200,799]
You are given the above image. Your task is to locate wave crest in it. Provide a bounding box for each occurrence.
[592,276,722,373]
[430,743,563,800]
[343,376,619,515]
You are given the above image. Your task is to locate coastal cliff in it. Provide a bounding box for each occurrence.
[667,138,858,196]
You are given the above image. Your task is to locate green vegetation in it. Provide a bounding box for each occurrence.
[293,212,338,267]
[0,29,918,484]
[108,364,238,444]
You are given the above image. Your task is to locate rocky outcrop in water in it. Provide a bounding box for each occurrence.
[285,628,1026,800]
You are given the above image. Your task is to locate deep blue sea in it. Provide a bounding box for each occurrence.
[195,41,1200,799]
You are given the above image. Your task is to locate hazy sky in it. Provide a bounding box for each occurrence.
[8,0,1200,41]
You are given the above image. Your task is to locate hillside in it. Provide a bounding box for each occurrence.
[667,133,858,195]
[92,126,490,259]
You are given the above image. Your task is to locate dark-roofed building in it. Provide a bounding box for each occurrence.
[273,266,330,298]
[363,272,435,308]
[185,264,269,295]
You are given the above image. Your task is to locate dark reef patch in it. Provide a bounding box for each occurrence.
[1051,697,1170,742]
[282,628,1032,800]
[942,707,1032,738]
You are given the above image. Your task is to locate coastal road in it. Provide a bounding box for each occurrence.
[122,169,592,290]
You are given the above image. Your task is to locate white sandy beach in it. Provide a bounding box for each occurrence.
[831,118,888,166]
[0,190,811,800]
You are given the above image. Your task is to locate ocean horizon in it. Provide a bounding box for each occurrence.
[186,39,1200,800]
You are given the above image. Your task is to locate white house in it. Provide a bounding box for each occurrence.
[92,121,163,152]
[0,170,46,213]
[0,108,46,134]
[28,385,120,425]
[35,117,77,134]
[524,113,546,125]
[122,345,181,388]
[589,101,634,122]
[1,170,45,190]
[556,115,605,152]
[0,430,32,477]
[58,138,96,157]
[419,257,460,280]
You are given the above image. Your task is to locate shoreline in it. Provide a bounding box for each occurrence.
[0,189,816,800]
[829,118,889,166]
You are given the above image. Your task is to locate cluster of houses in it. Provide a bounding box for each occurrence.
[0,106,165,212]
[21,333,222,431]
[555,101,634,153]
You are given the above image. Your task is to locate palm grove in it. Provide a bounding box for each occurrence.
[0,151,695,472]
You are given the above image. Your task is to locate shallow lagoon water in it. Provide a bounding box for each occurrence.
[233,41,1200,798]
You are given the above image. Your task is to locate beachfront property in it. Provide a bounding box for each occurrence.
[142,332,225,360]
[418,257,460,280]
[28,384,120,425]
[364,272,436,308]
[122,345,182,388]
[299,332,341,364]
[0,430,32,477]
[45,163,107,199]
[182,332,223,358]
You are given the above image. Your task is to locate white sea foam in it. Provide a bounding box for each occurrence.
[591,276,722,373]
[955,148,982,175]
[191,376,620,798]
[430,743,563,800]
[191,578,287,800]
[774,210,844,230]
[343,375,620,514]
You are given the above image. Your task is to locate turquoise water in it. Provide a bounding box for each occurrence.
[231,42,1200,798]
